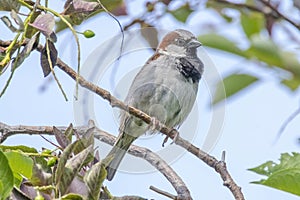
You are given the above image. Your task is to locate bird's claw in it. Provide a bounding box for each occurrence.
[162,128,179,147]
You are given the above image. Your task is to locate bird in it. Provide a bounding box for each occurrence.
[105,29,204,181]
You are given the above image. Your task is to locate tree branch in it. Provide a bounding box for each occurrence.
[259,0,300,30]
[0,122,191,200]
[212,0,300,30]
[52,47,245,200]
[0,40,245,200]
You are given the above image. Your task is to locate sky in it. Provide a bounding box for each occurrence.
[1,1,300,199]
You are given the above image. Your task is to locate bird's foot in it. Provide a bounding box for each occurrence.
[162,128,179,147]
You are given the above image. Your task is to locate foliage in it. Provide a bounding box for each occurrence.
[0,124,111,199]
[249,153,300,196]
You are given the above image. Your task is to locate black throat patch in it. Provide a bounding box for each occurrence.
[177,57,201,83]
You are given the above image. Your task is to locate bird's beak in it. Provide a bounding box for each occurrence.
[188,39,202,48]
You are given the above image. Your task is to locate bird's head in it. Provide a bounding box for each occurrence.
[157,29,201,57]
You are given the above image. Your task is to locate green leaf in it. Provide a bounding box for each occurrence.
[65,123,74,143]
[61,193,84,200]
[279,51,300,77]
[0,150,14,200]
[198,34,248,57]
[246,36,282,67]
[246,36,300,78]
[4,151,33,187]
[30,157,52,186]
[240,12,264,38]
[55,141,80,190]
[0,145,38,153]
[58,145,93,195]
[213,74,258,104]
[169,3,193,22]
[73,127,94,155]
[84,162,107,200]
[281,77,300,91]
[55,139,93,195]
[249,152,300,196]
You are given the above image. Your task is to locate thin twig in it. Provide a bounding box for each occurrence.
[213,0,300,30]
[149,185,176,199]
[96,0,124,60]
[275,104,300,142]
[211,0,263,13]
[259,0,300,29]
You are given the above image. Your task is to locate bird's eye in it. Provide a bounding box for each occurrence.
[176,38,185,46]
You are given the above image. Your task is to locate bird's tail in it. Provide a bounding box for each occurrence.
[106,133,136,181]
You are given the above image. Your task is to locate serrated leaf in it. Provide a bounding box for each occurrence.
[169,3,193,22]
[30,13,56,41]
[84,162,107,200]
[54,126,71,149]
[0,150,14,200]
[249,152,300,196]
[240,12,264,38]
[4,151,33,187]
[40,40,57,77]
[0,0,21,11]
[12,33,39,69]
[213,74,258,104]
[59,145,93,195]
[198,34,248,57]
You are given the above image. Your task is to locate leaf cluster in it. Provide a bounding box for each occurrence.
[0,124,109,200]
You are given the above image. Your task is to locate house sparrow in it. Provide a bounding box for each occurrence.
[106,29,204,181]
